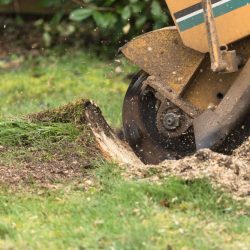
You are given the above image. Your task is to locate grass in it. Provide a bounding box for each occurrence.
[0,165,249,250]
[0,121,80,147]
[0,48,249,249]
[0,120,87,166]
[0,48,134,127]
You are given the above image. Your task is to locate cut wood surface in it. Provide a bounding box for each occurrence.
[85,101,145,168]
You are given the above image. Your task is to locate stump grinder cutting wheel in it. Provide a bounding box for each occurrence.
[121,0,250,164]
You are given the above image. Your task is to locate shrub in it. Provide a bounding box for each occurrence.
[0,0,171,44]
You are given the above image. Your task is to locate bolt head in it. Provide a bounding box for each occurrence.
[163,113,180,130]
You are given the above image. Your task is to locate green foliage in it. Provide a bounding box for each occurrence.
[69,0,170,39]
[0,0,171,43]
[69,8,93,21]
[0,0,12,4]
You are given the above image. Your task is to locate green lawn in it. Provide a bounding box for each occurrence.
[0,49,132,127]
[0,167,249,250]
[0,49,249,250]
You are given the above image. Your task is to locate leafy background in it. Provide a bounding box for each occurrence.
[0,0,171,48]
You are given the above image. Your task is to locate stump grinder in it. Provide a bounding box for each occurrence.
[121,0,250,164]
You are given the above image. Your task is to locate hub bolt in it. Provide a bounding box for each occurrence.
[163,112,180,130]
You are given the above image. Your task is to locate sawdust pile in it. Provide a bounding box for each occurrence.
[84,101,250,199]
[125,146,250,198]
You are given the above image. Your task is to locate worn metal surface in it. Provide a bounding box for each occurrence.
[121,20,250,161]
[122,71,196,164]
[202,0,240,73]
[166,0,250,53]
[202,0,227,72]
[183,36,250,110]
[156,101,192,138]
[194,59,250,150]
[121,27,204,96]
[121,22,250,112]
[143,76,199,118]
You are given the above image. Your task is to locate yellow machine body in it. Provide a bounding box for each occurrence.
[166,0,250,52]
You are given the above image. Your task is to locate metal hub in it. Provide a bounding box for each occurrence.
[156,102,192,138]
[163,112,180,130]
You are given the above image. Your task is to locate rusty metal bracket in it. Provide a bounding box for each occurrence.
[194,59,250,150]
[202,0,240,73]
[142,76,200,118]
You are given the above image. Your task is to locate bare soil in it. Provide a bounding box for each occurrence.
[0,100,99,189]
[0,141,98,189]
